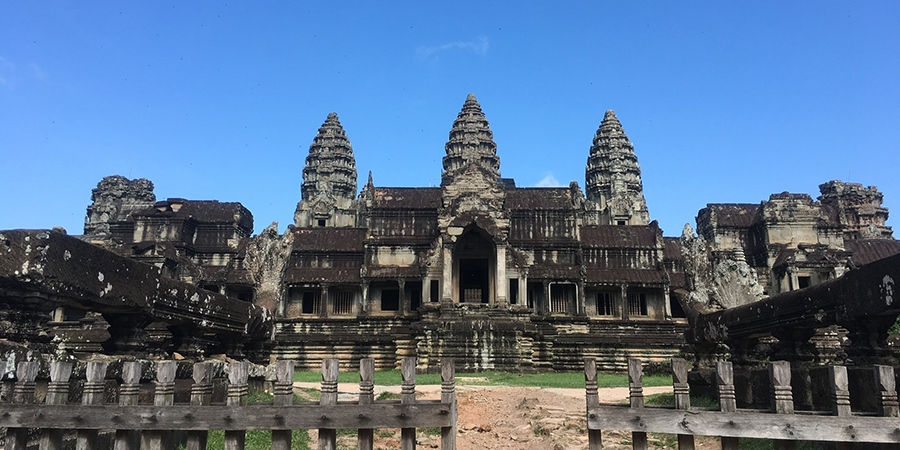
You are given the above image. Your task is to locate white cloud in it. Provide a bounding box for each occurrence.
[417,37,489,60]
[29,63,47,80]
[536,173,561,187]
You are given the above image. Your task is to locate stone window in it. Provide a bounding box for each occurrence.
[381,289,400,311]
[628,292,648,316]
[330,289,353,315]
[408,282,422,311]
[509,279,519,305]
[594,291,615,316]
[317,219,327,227]
[302,291,320,314]
[550,283,575,314]
[798,276,811,289]
[430,280,440,303]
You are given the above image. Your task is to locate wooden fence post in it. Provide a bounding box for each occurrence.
[672,358,695,450]
[226,360,250,450]
[770,361,795,450]
[358,358,375,450]
[585,357,601,450]
[401,357,417,450]
[114,361,142,450]
[144,361,176,450]
[272,360,295,450]
[875,365,899,450]
[716,360,738,450]
[8,361,38,450]
[441,358,457,450]
[76,361,108,450]
[41,360,74,450]
[829,365,851,450]
[628,357,648,450]
[186,362,213,450]
[319,358,339,450]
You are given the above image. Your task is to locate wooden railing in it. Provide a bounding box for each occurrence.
[0,357,457,450]
[585,357,900,450]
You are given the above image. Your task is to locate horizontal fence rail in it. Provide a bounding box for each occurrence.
[0,357,457,450]
[585,357,900,450]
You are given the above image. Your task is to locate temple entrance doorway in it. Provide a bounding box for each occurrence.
[460,258,489,303]
[454,227,494,303]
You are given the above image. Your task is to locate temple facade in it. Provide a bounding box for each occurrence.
[75,94,898,371]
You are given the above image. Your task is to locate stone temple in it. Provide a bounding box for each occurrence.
[62,94,899,371]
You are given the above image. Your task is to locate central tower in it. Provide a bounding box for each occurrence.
[585,110,650,225]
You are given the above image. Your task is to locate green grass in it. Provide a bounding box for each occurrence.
[645,392,719,408]
[293,369,672,388]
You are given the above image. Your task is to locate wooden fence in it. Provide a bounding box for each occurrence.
[585,357,900,450]
[0,357,457,450]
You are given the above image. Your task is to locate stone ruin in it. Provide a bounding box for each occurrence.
[2,94,899,373]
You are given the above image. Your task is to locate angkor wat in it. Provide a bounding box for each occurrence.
[4,94,898,371]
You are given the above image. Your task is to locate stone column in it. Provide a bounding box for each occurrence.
[542,281,551,316]
[442,245,453,303]
[360,281,370,316]
[620,284,629,320]
[102,312,155,355]
[423,277,432,303]
[519,276,527,307]
[576,280,586,316]
[496,244,507,306]
[319,284,329,318]
[663,287,672,319]
[398,280,407,316]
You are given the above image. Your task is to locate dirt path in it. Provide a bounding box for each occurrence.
[294,383,703,450]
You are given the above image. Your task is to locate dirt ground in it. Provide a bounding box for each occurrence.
[298,383,720,450]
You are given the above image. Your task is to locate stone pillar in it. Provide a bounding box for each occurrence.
[360,282,370,316]
[663,287,672,319]
[319,284,329,318]
[496,244,507,306]
[519,276,527,307]
[102,312,155,355]
[542,281,551,316]
[576,280,586,316]
[398,280,407,316]
[423,277,432,304]
[442,245,453,303]
[620,284,629,320]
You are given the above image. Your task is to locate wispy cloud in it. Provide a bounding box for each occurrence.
[0,57,14,87]
[29,63,47,80]
[417,37,489,61]
[536,173,561,187]
[0,57,48,89]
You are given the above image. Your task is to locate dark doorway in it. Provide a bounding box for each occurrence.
[460,258,489,303]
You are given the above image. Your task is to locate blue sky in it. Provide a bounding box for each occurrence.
[2,2,898,237]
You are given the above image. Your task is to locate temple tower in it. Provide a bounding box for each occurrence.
[441,93,501,185]
[437,94,509,305]
[294,112,359,227]
[585,110,650,225]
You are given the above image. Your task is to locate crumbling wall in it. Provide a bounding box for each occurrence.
[84,175,155,239]
[242,222,294,314]
[680,224,764,314]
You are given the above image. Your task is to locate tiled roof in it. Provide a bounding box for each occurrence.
[703,204,761,228]
[580,225,658,248]
[585,268,668,284]
[528,265,581,280]
[506,188,574,210]
[133,199,253,231]
[291,228,367,252]
[845,239,900,266]
[372,187,441,209]
[284,267,361,283]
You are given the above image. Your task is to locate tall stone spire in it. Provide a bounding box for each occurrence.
[295,112,360,228]
[441,93,500,185]
[585,110,650,225]
[301,112,358,201]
